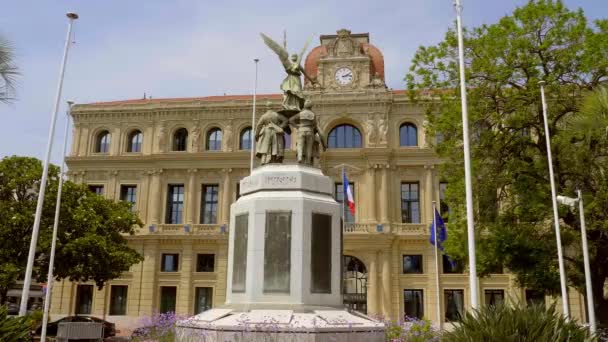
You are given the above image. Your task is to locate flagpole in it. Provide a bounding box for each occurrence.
[341,165,346,230]
[40,101,72,342]
[20,12,78,316]
[341,165,346,299]
[453,0,479,310]
[539,80,570,318]
[250,58,259,174]
[432,201,442,329]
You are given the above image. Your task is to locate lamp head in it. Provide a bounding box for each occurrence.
[557,195,578,207]
[66,12,79,20]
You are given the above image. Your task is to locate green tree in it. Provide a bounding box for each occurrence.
[0,35,18,103]
[406,0,608,323]
[0,156,143,304]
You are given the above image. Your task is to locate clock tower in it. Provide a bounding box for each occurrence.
[304,29,386,91]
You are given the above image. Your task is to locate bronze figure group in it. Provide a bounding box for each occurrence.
[256,33,326,167]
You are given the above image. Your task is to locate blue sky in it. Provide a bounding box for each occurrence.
[0,0,604,163]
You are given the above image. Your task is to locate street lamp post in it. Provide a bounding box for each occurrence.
[250,58,259,174]
[19,12,78,317]
[40,102,73,342]
[539,80,570,319]
[556,191,596,333]
[453,0,479,309]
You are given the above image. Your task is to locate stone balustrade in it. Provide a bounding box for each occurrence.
[151,224,225,235]
[343,222,428,236]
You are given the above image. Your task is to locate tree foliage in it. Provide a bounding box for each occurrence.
[0,156,143,304]
[442,303,597,342]
[0,34,18,104]
[406,0,608,323]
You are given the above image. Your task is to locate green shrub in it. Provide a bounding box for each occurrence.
[0,305,32,342]
[442,303,597,342]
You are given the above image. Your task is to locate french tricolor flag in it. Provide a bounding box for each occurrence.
[342,170,355,216]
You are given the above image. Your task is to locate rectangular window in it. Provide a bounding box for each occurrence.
[484,289,504,307]
[196,254,215,272]
[439,182,450,221]
[109,285,128,315]
[311,213,332,294]
[232,214,248,293]
[403,289,424,319]
[159,286,177,314]
[442,255,464,274]
[166,184,184,224]
[525,289,545,308]
[444,289,464,322]
[75,285,93,315]
[335,183,355,223]
[88,185,104,196]
[264,211,291,294]
[200,184,219,224]
[161,253,179,272]
[402,255,423,274]
[401,182,420,223]
[120,185,137,210]
[194,287,213,314]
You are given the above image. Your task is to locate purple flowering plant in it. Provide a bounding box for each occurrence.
[132,311,186,342]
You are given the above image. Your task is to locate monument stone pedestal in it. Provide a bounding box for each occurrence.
[176,164,385,341]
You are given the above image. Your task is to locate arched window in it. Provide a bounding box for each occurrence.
[172,128,188,151]
[127,130,143,152]
[343,255,367,314]
[400,123,418,147]
[95,130,111,153]
[207,128,222,151]
[328,124,362,148]
[240,127,252,150]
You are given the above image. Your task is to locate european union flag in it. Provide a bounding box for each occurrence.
[430,208,456,268]
[429,208,447,251]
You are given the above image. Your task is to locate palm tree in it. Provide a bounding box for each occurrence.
[0,35,19,104]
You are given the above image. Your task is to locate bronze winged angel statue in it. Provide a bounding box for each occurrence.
[260,33,316,113]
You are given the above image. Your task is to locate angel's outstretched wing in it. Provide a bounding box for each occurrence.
[260,33,290,70]
[296,34,314,65]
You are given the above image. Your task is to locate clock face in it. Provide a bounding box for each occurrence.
[334,67,353,86]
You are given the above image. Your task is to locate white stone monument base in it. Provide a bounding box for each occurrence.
[175,308,385,342]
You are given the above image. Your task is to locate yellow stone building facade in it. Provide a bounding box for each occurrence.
[50,29,586,331]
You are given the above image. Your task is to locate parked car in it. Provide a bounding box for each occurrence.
[34,315,116,338]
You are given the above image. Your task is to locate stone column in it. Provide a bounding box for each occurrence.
[138,240,159,315]
[367,251,379,316]
[424,164,435,223]
[186,169,198,224]
[147,169,163,225]
[177,241,193,315]
[111,126,121,156]
[221,169,232,225]
[367,166,377,222]
[381,250,392,318]
[127,241,144,316]
[379,165,390,223]
[108,170,118,200]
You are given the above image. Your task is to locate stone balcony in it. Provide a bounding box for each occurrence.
[136,222,428,238]
[148,224,227,236]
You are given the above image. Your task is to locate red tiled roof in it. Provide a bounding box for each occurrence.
[88,93,282,106]
[304,45,328,81]
[361,43,384,81]
[80,89,452,107]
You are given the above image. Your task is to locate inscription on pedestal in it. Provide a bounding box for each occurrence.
[264,175,297,186]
